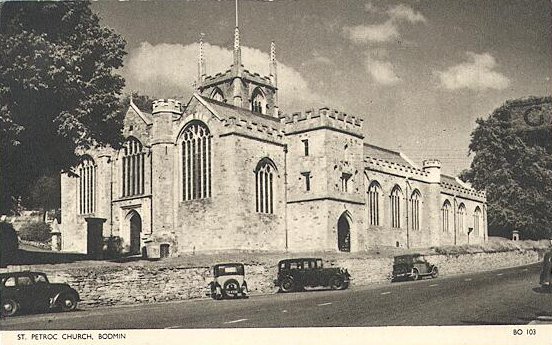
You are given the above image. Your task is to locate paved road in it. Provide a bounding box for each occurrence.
[1,263,550,329]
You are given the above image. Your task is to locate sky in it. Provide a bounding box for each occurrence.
[92,0,552,176]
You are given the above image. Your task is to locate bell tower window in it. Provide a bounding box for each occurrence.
[251,88,267,114]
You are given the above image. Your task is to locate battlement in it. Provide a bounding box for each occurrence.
[222,115,285,141]
[365,156,429,178]
[422,159,441,169]
[440,181,487,200]
[280,107,364,132]
[152,99,182,115]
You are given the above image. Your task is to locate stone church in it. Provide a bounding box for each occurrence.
[60,24,487,256]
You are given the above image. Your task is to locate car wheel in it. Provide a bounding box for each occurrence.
[330,276,347,290]
[431,267,439,279]
[59,294,78,312]
[411,269,419,281]
[1,299,19,317]
[223,279,240,299]
[279,277,295,293]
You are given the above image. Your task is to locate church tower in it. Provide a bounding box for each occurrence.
[195,0,279,117]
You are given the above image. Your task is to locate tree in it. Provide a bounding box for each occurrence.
[0,2,126,214]
[461,96,552,240]
[29,174,61,221]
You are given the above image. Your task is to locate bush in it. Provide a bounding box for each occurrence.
[0,222,19,266]
[103,236,123,258]
[19,221,52,242]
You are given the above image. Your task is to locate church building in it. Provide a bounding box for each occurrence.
[60,20,487,256]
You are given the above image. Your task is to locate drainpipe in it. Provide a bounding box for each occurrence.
[283,144,288,251]
[453,195,457,245]
[405,178,410,249]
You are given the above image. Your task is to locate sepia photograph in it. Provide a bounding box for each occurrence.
[0,0,551,344]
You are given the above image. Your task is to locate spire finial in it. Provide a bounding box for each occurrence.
[235,0,239,28]
[197,33,206,87]
[270,41,276,62]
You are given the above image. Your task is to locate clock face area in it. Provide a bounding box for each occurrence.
[523,106,546,127]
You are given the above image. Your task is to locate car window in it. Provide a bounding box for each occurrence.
[17,276,33,286]
[3,277,16,287]
[316,259,323,268]
[34,273,48,283]
[289,262,299,269]
[303,261,311,269]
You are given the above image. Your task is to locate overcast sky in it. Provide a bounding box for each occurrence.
[92,0,552,176]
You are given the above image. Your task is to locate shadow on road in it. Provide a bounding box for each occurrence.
[1,249,89,266]
[532,286,552,294]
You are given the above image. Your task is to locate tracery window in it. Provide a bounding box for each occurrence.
[181,121,211,200]
[78,156,96,215]
[410,190,421,231]
[442,200,451,233]
[458,203,466,234]
[368,181,381,226]
[473,206,482,236]
[255,158,276,214]
[390,185,402,228]
[122,137,145,197]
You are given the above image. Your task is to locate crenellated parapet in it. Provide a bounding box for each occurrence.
[222,115,285,142]
[364,156,429,179]
[152,99,183,115]
[281,107,364,137]
[440,179,487,201]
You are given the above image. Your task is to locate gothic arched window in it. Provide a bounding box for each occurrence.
[255,158,277,214]
[181,121,211,200]
[251,88,267,114]
[122,137,146,197]
[367,181,381,226]
[442,200,451,232]
[410,189,421,230]
[458,203,466,234]
[390,185,402,228]
[473,206,482,236]
[211,88,224,102]
[78,156,96,215]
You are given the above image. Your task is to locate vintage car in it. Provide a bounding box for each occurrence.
[274,258,350,292]
[206,263,248,300]
[1,271,81,317]
[391,254,439,282]
[540,251,552,290]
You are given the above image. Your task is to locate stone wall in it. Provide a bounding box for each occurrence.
[37,249,542,309]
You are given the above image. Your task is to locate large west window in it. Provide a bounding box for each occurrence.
[122,137,145,197]
[255,158,276,214]
[181,121,211,200]
[79,156,96,214]
[367,181,381,226]
[390,186,402,228]
[410,190,421,231]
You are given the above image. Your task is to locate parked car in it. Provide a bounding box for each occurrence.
[206,263,248,300]
[1,271,80,317]
[274,258,350,293]
[391,254,438,282]
[540,251,552,290]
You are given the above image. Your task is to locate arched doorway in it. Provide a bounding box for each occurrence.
[337,212,351,252]
[129,211,142,255]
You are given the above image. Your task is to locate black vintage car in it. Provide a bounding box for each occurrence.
[206,263,248,300]
[1,271,80,317]
[274,258,350,292]
[391,254,438,282]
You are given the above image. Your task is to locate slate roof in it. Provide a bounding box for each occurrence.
[363,143,415,168]
[200,95,281,125]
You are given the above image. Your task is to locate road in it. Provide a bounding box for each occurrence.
[1,263,551,329]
